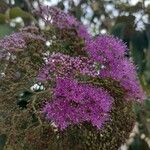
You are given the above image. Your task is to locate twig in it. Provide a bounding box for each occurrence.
[8,0,12,7]
[24,0,33,12]
[32,95,42,125]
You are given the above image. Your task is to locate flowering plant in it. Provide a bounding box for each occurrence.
[0,5,145,150]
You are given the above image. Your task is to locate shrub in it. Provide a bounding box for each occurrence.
[0,5,146,150]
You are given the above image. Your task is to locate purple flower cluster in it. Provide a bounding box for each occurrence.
[38,53,98,81]
[0,32,26,52]
[43,78,112,130]
[38,6,78,29]
[0,31,45,52]
[86,35,146,101]
[0,6,145,131]
[24,32,46,42]
[35,7,146,130]
[86,35,127,63]
[37,5,91,41]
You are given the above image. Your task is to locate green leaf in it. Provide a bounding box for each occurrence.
[14,0,25,6]
[110,23,126,39]
[9,7,34,21]
[113,15,135,41]
[0,24,14,38]
[130,31,148,74]
[129,137,149,150]
[144,99,150,111]
[0,13,5,24]
[115,15,135,25]
[145,24,150,49]
[144,24,150,86]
